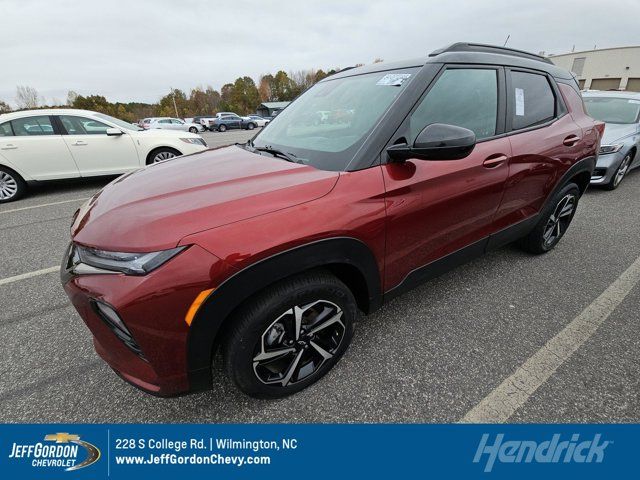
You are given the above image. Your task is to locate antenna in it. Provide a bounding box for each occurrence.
[503,35,510,47]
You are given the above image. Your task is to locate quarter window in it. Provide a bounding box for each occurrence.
[410,68,498,141]
[11,116,55,136]
[59,116,111,135]
[510,72,556,130]
[0,122,13,136]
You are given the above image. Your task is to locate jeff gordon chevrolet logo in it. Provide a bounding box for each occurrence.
[9,432,101,472]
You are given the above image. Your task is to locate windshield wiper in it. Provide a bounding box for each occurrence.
[253,147,301,163]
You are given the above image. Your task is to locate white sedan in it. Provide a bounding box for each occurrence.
[0,109,208,202]
[147,117,206,133]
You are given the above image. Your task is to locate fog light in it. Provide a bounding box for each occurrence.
[92,300,145,359]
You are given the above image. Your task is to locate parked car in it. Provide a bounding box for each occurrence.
[582,91,640,190]
[139,118,159,129]
[148,117,206,134]
[246,115,270,127]
[211,114,257,132]
[61,43,602,398]
[0,109,208,202]
[193,115,217,131]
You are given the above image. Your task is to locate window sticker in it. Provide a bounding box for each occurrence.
[515,88,525,116]
[376,73,412,86]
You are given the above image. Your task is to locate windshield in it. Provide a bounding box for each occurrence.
[583,97,640,124]
[252,68,418,170]
[95,113,142,131]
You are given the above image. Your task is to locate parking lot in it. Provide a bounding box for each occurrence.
[1,127,639,423]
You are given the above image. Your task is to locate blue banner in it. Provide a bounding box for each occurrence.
[0,424,634,478]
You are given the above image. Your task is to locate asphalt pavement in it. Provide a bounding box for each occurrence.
[1,136,639,423]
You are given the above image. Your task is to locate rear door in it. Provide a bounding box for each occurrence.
[382,66,511,290]
[493,69,583,230]
[57,115,140,176]
[0,115,79,180]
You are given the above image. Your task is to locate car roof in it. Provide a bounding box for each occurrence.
[326,42,573,82]
[0,108,104,122]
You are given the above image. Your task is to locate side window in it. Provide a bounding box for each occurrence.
[410,68,498,141]
[0,122,13,137]
[59,116,110,135]
[509,71,556,130]
[171,119,183,124]
[159,119,171,124]
[11,116,55,136]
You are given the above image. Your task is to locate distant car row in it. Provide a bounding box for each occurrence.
[139,112,271,133]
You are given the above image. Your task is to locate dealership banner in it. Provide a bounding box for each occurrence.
[0,423,635,478]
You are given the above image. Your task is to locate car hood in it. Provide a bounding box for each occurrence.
[72,146,339,252]
[132,128,200,138]
[601,123,639,144]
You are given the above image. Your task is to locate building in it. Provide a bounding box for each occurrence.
[256,101,290,118]
[548,46,640,91]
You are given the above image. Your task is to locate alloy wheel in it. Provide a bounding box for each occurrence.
[0,171,18,200]
[253,300,346,386]
[613,154,632,187]
[542,193,576,248]
[153,151,177,163]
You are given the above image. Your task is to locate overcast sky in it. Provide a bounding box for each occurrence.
[1,0,639,107]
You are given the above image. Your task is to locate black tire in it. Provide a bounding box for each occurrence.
[146,147,181,165]
[218,124,227,132]
[223,270,356,398]
[517,182,580,254]
[0,166,27,203]
[603,152,633,190]
[188,127,198,134]
[246,122,256,130]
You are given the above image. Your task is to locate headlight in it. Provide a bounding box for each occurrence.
[75,245,186,275]
[599,144,623,154]
[181,137,207,146]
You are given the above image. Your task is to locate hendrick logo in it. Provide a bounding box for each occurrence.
[473,433,611,472]
[9,432,101,472]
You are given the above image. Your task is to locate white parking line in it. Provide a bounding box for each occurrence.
[460,253,640,423]
[0,266,59,287]
[0,197,89,215]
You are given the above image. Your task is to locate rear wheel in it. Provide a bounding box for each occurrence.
[146,147,181,165]
[223,270,356,398]
[246,122,256,130]
[218,124,227,132]
[604,152,633,190]
[517,182,580,254]
[0,167,27,203]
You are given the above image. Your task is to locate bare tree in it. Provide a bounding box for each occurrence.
[0,100,11,114]
[15,85,41,109]
[67,90,79,106]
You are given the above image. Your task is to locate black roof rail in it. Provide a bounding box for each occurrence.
[429,42,553,65]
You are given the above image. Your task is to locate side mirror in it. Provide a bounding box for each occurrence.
[387,123,476,162]
[106,128,124,136]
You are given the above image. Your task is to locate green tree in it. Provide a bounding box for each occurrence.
[158,89,188,117]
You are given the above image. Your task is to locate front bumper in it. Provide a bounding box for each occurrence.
[590,150,626,185]
[61,243,225,396]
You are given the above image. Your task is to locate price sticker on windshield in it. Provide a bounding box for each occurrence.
[376,73,412,86]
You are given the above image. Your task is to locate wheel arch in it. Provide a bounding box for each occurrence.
[186,237,382,391]
[555,155,596,197]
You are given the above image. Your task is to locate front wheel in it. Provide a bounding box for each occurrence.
[218,124,227,132]
[146,147,181,165]
[223,271,356,398]
[246,122,256,130]
[188,127,198,133]
[517,182,580,254]
[604,152,633,190]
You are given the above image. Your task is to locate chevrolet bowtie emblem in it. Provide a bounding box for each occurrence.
[44,433,81,443]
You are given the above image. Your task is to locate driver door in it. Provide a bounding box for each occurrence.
[382,66,510,291]
[58,115,140,176]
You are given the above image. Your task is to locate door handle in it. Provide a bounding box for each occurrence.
[483,153,508,168]
[563,135,580,146]
[1,144,17,150]
[72,140,88,146]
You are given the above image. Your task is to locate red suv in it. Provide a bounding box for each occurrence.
[61,43,603,398]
